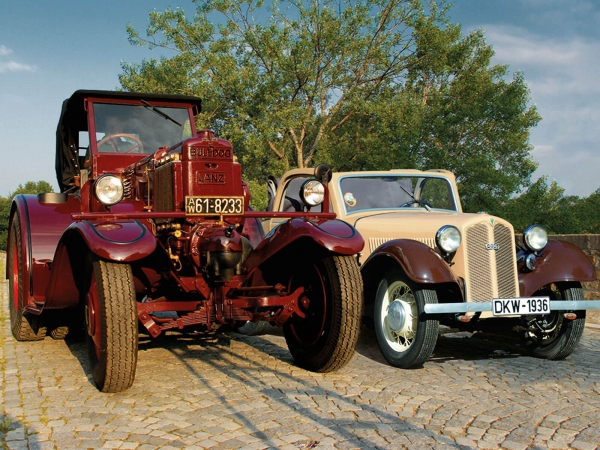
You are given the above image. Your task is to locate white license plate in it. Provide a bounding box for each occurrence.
[185,196,244,215]
[492,297,550,316]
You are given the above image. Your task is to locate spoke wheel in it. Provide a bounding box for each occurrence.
[523,283,586,360]
[283,255,362,373]
[374,270,438,368]
[8,214,46,341]
[85,258,138,392]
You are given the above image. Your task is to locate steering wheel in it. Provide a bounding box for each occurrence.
[97,133,144,154]
[399,199,432,209]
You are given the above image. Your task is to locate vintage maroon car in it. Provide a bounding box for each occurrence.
[7,90,364,392]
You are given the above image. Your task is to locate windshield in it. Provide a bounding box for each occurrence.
[339,175,458,214]
[92,102,192,154]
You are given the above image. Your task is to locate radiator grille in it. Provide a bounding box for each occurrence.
[495,224,518,298]
[465,222,517,302]
[465,224,494,303]
[154,162,174,212]
[369,237,435,253]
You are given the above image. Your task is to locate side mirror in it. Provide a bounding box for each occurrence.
[314,163,332,184]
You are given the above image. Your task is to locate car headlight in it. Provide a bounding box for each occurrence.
[300,179,325,207]
[94,175,124,206]
[523,224,548,252]
[436,225,461,254]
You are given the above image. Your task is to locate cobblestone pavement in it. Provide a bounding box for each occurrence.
[2,277,600,450]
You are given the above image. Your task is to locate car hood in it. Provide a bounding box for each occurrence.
[350,210,514,255]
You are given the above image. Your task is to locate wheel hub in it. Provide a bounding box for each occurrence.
[388,300,411,333]
[527,312,561,343]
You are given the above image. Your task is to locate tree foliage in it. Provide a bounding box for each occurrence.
[0,181,54,251]
[120,0,598,233]
[321,20,541,214]
[504,179,600,235]
[121,0,455,182]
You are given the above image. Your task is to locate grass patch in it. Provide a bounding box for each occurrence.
[0,417,12,434]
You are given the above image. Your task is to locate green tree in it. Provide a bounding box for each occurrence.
[502,178,600,235]
[121,0,446,181]
[121,0,540,214]
[404,22,541,215]
[579,189,600,234]
[323,22,540,215]
[0,181,54,251]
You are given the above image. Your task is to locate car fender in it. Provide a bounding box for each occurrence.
[243,218,364,272]
[519,240,596,296]
[43,219,156,309]
[360,239,458,285]
[63,219,156,262]
[8,194,81,309]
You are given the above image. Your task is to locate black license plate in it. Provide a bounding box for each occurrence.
[185,196,244,215]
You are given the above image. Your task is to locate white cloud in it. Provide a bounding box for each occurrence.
[473,24,600,197]
[0,45,37,73]
[485,26,581,66]
[0,61,36,73]
[0,93,26,104]
[0,45,13,56]
[483,26,600,96]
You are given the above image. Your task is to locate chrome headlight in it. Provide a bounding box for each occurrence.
[436,225,461,254]
[523,224,548,252]
[94,175,124,206]
[300,179,325,207]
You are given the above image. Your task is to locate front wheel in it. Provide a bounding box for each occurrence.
[284,255,363,372]
[523,283,586,360]
[374,270,439,368]
[85,258,138,392]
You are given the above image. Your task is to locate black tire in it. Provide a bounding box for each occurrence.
[50,326,69,340]
[374,270,439,368]
[237,321,270,336]
[8,214,46,341]
[85,258,138,393]
[283,255,363,372]
[46,308,83,340]
[523,283,586,360]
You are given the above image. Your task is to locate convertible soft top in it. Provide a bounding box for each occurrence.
[55,90,202,192]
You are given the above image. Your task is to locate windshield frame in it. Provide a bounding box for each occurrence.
[336,173,460,215]
[88,97,195,157]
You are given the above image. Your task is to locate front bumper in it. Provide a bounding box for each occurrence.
[424,300,600,314]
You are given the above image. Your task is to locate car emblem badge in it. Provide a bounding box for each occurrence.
[489,218,495,227]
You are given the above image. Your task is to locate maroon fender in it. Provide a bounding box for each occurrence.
[8,194,82,307]
[519,239,596,296]
[243,218,364,271]
[361,239,458,284]
[62,219,156,262]
[43,219,156,309]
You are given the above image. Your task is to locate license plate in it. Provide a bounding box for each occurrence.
[492,297,550,316]
[185,196,244,215]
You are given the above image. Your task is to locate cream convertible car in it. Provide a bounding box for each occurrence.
[244,168,600,369]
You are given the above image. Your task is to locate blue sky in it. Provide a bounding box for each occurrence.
[1,0,599,198]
